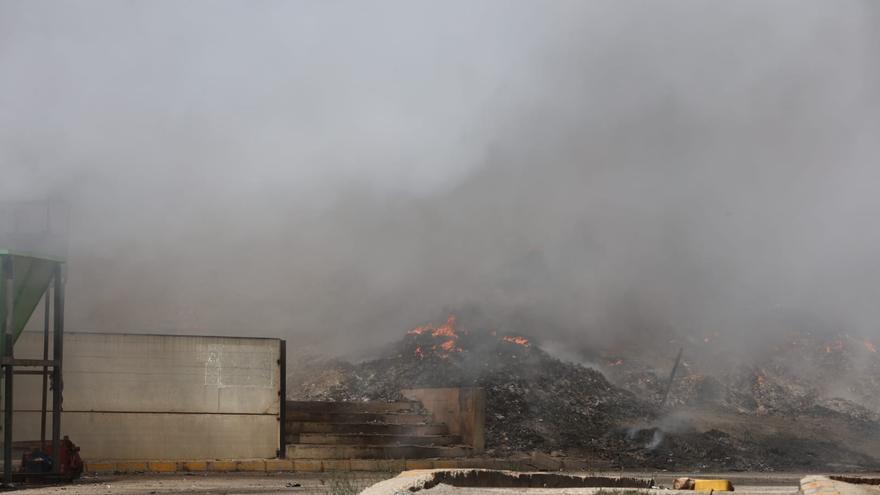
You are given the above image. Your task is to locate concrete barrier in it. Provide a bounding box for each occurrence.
[360,469,652,495]
[401,388,485,452]
[5,332,283,460]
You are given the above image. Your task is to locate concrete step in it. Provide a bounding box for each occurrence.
[286,400,421,414]
[290,433,462,446]
[285,411,429,424]
[286,421,449,436]
[286,444,472,460]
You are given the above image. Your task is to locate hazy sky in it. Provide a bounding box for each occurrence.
[1,1,878,354]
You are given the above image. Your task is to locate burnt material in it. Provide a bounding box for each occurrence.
[290,313,880,471]
[424,471,652,490]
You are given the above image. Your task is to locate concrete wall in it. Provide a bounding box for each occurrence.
[401,387,485,452]
[4,332,282,460]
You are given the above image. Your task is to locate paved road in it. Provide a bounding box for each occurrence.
[6,472,388,495]
[8,471,880,495]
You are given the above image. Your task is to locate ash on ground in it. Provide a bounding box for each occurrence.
[288,315,880,472]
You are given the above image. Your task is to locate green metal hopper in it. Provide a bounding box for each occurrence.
[0,250,63,355]
[0,249,66,482]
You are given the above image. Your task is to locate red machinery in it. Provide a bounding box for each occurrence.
[19,437,83,481]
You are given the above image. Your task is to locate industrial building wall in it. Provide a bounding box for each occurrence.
[6,332,282,460]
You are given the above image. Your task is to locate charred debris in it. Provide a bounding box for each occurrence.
[289,314,880,471]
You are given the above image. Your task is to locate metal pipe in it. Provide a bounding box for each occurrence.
[660,347,683,409]
[51,263,63,474]
[3,256,15,483]
[40,285,50,447]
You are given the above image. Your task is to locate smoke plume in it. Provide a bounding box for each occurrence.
[1,1,878,356]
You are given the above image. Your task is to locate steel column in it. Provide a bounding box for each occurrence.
[278,340,286,458]
[40,285,50,447]
[3,256,14,483]
[51,263,63,474]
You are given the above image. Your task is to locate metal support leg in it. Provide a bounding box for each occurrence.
[3,256,15,483]
[51,264,63,474]
[278,340,286,458]
[40,285,50,447]
[3,360,11,483]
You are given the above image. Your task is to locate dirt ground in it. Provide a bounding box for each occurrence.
[2,471,845,495]
[419,487,798,495]
[4,472,391,495]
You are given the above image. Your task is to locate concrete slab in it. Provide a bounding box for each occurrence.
[801,476,880,495]
[359,469,809,495]
[359,469,653,495]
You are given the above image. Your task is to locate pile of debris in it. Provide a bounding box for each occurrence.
[290,315,651,454]
[600,329,880,469]
[289,315,880,471]
[603,329,880,423]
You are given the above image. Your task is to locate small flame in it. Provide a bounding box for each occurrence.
[502,336,530,347]
[408,326,428,336]
[407,315,463,358]
[608,359,624,367]
[865,339,877,353]
[432,315,457,337]
[408,315,458,337]
[825,339,844,354]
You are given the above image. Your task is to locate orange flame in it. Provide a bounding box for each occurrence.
[408,315,459,337]
[865,339,877,353]
[608,359,624,367]
[432,315,457,337]
[408,326,429,336]
[408,315,463,358]
[502,336,530,347]
[825,339,844,354]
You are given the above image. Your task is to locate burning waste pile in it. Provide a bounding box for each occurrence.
[291,314,651,454]
[289,315,880,471]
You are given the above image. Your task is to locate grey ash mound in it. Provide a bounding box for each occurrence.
[288,315,880,471]
[290,314,651,455]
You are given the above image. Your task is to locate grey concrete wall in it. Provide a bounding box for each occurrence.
[401,387,486,452]
[4,332,282,460]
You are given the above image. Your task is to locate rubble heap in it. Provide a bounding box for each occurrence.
[290,316,880,471]
[291,315,651,454]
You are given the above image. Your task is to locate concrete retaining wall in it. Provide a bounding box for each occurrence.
[4,332,282,460]
[401,387,485,452]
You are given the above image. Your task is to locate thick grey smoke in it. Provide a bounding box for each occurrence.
[1,1,878,354]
